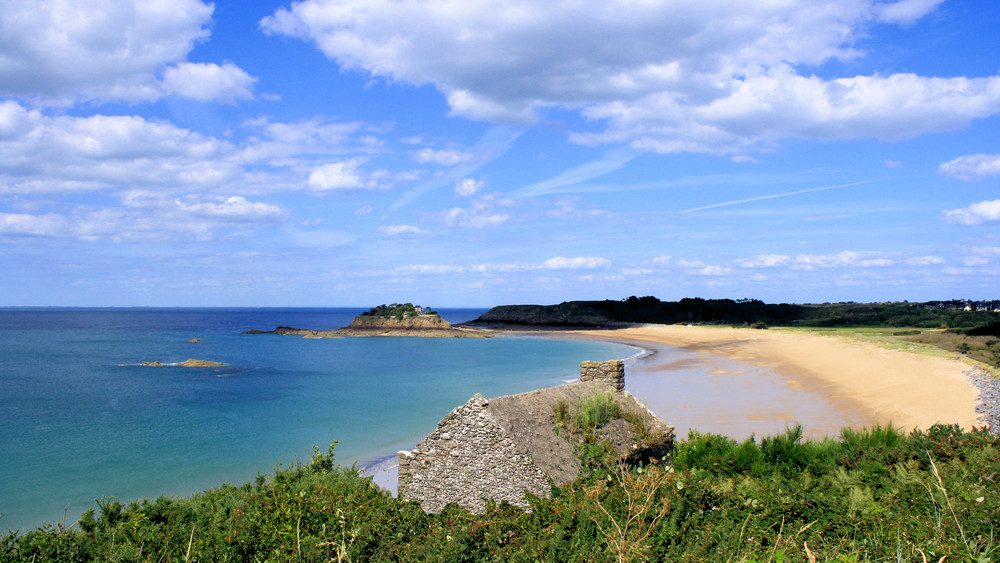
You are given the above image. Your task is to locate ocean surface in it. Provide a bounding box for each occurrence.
[0,308,636,533]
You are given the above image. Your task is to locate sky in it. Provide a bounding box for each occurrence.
[2,0,1000,307]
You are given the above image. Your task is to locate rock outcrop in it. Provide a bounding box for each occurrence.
[142,358,224,367]
[244,306,490,338]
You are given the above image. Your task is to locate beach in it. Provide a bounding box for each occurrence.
[370,323,986,494]
[558,324,983,436]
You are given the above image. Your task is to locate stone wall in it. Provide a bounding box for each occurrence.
[397,393,551,514]
[579,359,624,391]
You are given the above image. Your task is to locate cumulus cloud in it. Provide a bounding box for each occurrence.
[0,103,392,198]
[261,0,994,153]
[794,251,895,269]
[738,254,793,268]
[943,200,1000,226]
[0,0,256,104]
[0,103,236,194]
[411,148,474,166]
[444,193,514,228]
[379,224,430,236]
[444,207,509,228]
[161,62,257,103]
[0,212,68,236]
[395,264,465,274]
[308,160,369,190]
[542,256,610,270]
[471,256,610,272]
[906,255,945,265]
[0,192,286,242]
[455,177,483,197]
[695,265,731,276]
[121,191,287,222]
[939,154,1000,182]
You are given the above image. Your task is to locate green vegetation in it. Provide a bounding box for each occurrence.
[480,296,1000,367]
[361,303,431,321]
[6,425,997,562]
[479,297,1000,330]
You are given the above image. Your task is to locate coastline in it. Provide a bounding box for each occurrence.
[544,324,984,435]
[357,322,993,496]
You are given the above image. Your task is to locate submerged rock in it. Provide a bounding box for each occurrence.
[142,358,225,367]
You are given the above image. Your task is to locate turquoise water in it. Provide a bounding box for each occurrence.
[0,308,635,533]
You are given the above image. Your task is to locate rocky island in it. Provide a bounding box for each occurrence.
[245,303,489,338]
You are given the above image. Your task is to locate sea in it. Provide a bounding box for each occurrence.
[0,308,637,534]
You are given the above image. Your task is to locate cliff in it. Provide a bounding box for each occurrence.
[469,302,618,327]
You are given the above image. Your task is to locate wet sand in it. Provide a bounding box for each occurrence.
[557,325,981,438]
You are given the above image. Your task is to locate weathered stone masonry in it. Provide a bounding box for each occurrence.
[397,393,551,514]
[397,360,660,514]
[579,359,624,391]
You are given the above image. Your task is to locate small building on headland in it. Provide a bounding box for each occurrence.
[397,360,673,514]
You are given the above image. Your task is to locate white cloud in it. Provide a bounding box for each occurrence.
[121,191,287,222]
[161,62,257,103]
[0,0,256,105]
[0,212,68,236]
[411,148,474,166]
[675,259,706,268]
[738,254,792,268]
[455,177,483,197]
[308,160,368,190]
[262,0,995,153]
[396,264,465,274]
[651,255,672,266]
[943,200,1000,226]
[695,265,731,276]
[794,251,895,269]
[542,256,610,270]
[379,224,430,236]
[0,191,286,242]
[0,104,236,194]
[906,255,945,265]
[939,154,1000,182]
[471,257,610,272]
[0,103,389,198]
[875,0,946,25]
[444,193,514,228]
[445,207,510,228]
[354,205,374,216]
[579,68,1000,154]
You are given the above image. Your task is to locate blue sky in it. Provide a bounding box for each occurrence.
[2,0,1000,307]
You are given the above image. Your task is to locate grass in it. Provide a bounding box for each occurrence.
[5,424,998,562]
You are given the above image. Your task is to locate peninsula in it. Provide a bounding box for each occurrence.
[245,303,489,338]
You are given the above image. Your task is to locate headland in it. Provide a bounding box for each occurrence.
[246,303,490,338]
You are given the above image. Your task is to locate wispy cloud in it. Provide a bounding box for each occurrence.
[515,147,636,197]
[680,178,895,213]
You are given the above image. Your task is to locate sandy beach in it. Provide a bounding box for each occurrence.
[559,324,982,436]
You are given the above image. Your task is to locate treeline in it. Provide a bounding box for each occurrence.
[474,296,1000,329]
[4,425,997,562]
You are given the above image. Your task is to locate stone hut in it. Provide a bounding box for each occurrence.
[397,360,673,514]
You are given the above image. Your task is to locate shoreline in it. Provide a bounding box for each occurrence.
[362,323,993,496]
[545,324,985,434]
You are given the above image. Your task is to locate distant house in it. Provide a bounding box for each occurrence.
[397,360,673,514]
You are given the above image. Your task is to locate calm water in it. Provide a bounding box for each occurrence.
[0,308,635,533]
